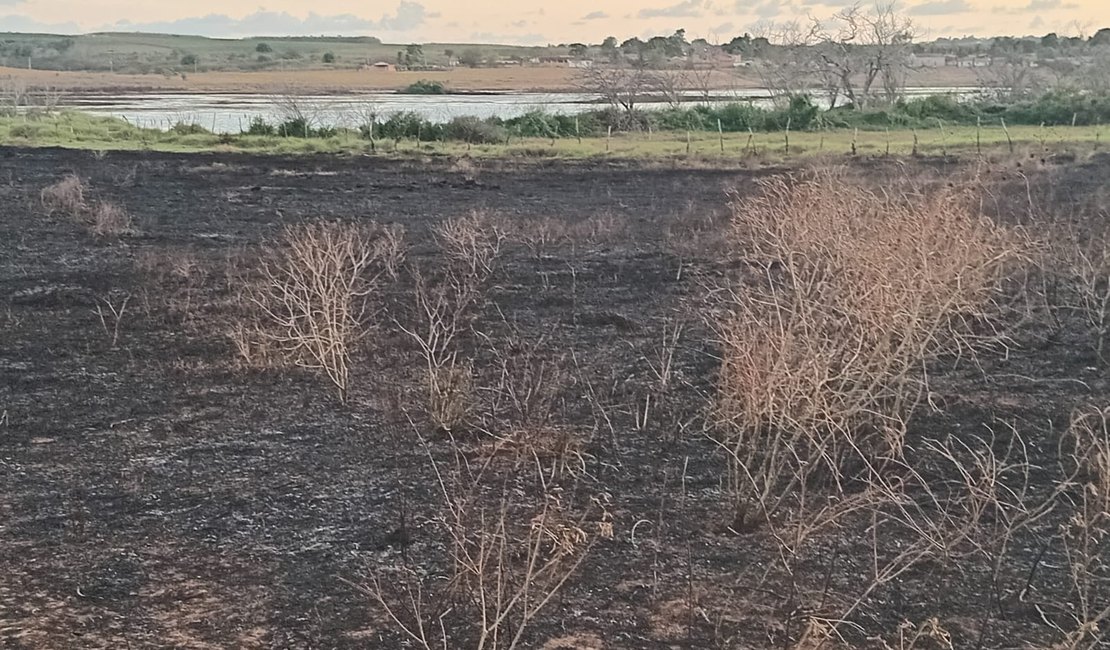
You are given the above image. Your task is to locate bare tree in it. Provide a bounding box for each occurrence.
[750,20,823,107]
[648,69,689,109]
[577,63,652,123]
[813,2,919,109]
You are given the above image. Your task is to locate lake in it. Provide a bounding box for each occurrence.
[63,87,979,133]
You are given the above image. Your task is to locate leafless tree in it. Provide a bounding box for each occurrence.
[813,2,919,109]
[271,87,328,134]
[750,20,823,107]
[577,63,653,122]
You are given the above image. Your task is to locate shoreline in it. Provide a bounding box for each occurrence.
[2,65,986,96]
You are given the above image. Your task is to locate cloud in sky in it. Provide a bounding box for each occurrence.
[108,2,429,37]
[0,0,1106,44]
[0,13,80,32]
[907,0,973,16]
[638,0,710,19]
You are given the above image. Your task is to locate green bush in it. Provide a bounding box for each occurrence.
[8,123,40,139]
[652,107,706,131]
[401,80,446,95]
[505,110,562,138]
[170,121,210,135]
[443,116,507,144]
[376,111,440,140]
[244,116,276,136]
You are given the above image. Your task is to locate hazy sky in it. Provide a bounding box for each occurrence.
[0,0,1105,44]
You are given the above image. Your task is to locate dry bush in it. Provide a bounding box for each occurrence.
[399,269,488,430]
[426,362,474,432]
[1057,405,1110,648]
[710,170,1029,530]
[470,329,586,477]
[400,216,503,429]
[564,212,629,247]
[450,157,480,182]
[40,174,88,217]
[1062,229,1110,366]
[509,216,570,258]
[357,437,604,650]
[251,221,382,402]
[90,201,137,237]
[433,211,506,279]
[373,223,407,280]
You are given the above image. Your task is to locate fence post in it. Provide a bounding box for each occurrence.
[718,118,724,154]
[606,125,611,152]
[784,116,791,156]
[976,116,981,157]
[1001,117,1013,154]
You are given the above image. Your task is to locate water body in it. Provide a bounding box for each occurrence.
[64,87,978,134]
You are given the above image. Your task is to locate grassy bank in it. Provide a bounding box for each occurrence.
[1,110,1105,161]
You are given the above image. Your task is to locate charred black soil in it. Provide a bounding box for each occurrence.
[1,147,1108,649]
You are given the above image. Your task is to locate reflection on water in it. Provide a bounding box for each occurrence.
[63,88,978,133]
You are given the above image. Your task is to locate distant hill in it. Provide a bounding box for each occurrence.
[0,32,560,74]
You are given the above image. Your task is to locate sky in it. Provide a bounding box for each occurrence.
[0,0,1105,45]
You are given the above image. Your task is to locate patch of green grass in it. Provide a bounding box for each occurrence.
[2,111,1105,162]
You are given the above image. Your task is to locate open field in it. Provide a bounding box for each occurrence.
[0,64,985,94]
[2,146,1110,648]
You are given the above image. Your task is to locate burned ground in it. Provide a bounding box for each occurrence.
[1,147,1109,649]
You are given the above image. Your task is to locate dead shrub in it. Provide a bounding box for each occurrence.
[1061,228,1110,365]
[90,201,137,237]
[433,211,506,279]
[40,174,88,216]
[356,436,603,650]
[426,362,474,432]
[1057,405,1110,647]
[710,170,1029,530]
[252,221,382,402]
[373,223,407,280]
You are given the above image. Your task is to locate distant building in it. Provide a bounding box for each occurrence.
[910,54,949,68]
[365,61,396,71]
[538,56,594,68]
[953,55,991,68]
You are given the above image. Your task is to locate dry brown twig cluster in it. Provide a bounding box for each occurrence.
[710,171,1029,531]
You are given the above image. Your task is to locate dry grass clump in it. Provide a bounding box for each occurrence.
[40,174,88,217]
[40,175,138,238]
[711,170,1029,529]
